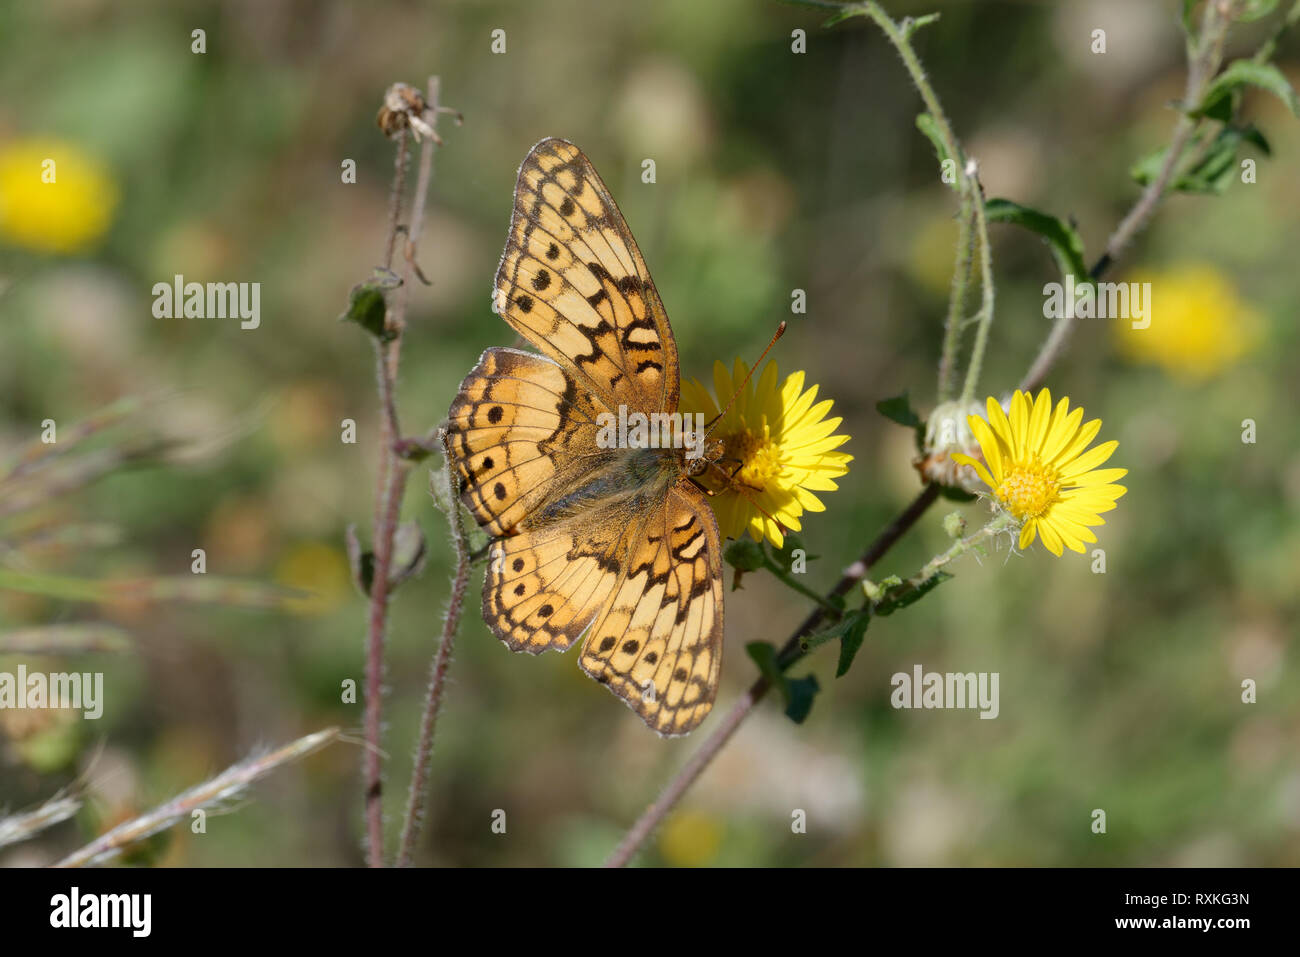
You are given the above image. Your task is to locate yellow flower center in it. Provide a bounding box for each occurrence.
[994,459,1059,520]
[723,421,783,490]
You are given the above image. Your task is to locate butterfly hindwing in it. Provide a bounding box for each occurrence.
[495,137,679,415]
[578,485,723,736]
[482,519,625,654]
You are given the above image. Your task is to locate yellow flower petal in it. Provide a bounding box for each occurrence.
[1049,417,1103,469]
[1039,405,1084,465]
[952,452,996,490]
[967,415,1005,482]
[961,391,1126,558]
[1009,391,1031,459]
[1067,467,1128,487]
[1026,388,1052,453]
[1058,439,1119,480]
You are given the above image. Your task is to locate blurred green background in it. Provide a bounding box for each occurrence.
[1,0,1297,867]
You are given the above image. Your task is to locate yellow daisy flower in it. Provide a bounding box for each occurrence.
[951,389,1127,557]
[680,359,852,549]
[0,137,119,254]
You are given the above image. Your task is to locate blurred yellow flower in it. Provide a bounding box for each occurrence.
[274,542,353,616]
[1115,264,1262,380]
[0,137,119,254]
[953,389,1127,557]
[681,360,852,549]
[657,808,723,866]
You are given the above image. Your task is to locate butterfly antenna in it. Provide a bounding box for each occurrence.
[703,322,786,439]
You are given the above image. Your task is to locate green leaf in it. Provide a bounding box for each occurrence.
[1200,92,1235,123]
[784,674,820,724]
[1181,0,1200,37]
[820,2,866,28]
[1133,124,1272,195]
[1241,124,1272,154]
[772,533,818,570]
[345,524,375,597]
[984,198,1090,283]
[339,274,399,341]
[1200,60,1299,118]
[724,539,766,572]
[745,641,820,723]
[801,608,870,672]
[915,113,955,187]
[834,613,870,678]
[1237,0,1279,23]
[1129,148,1165,187]
[938,484,977,503]
[746,641,783,684]
[874,571,952,617]
[900,13,941,39]
[876,392,923,430]
[1180,131,1247,194]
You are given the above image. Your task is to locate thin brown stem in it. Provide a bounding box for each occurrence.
[362,76,448,867]
[396,449,471,867]
[363,460,406,866]
[383,132,409,272]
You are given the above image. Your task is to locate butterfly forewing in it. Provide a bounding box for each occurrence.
[447,346,610,538]
[494,137,679,415]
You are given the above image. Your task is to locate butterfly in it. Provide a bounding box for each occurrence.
[446,138,724,736]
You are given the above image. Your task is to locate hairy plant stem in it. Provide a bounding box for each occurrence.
[936,197,974,402]
[901,511,1013,590]
[362,76,446,867]
[958,166,996,404]
[396,450,471,866]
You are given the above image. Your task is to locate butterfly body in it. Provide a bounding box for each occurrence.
[530,445,677,529]
[446,139,724,736]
